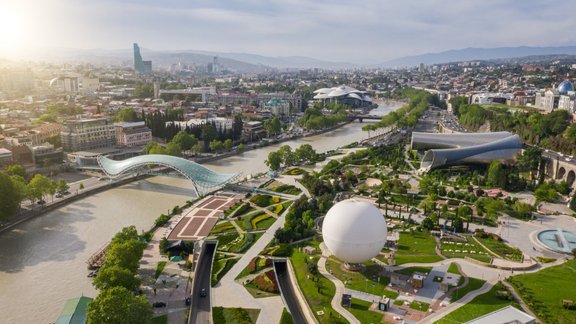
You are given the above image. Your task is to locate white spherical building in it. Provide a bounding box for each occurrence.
[322,199,387,264]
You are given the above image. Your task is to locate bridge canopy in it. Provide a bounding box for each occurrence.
[97,154,239,194]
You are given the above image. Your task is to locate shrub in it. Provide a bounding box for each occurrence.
[251,194,273,207]
[154,214,170,227]
[251,214,272,228]
[271,244,292,257]
[248,257,259,273]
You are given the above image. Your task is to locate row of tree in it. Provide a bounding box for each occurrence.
[265,144,319,171]
[88,226,152,324]
[0,165,70,221]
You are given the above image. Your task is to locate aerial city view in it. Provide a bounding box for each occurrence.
[2,1,576,324]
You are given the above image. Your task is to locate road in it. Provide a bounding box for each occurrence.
[274,260,307,324]
[190,242,216,324]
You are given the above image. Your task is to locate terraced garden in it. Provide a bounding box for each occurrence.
[394,231,443,265]
[439,237,492,263]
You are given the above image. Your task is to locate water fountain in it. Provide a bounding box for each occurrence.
[537,228,576,254]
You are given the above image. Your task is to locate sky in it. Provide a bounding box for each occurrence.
[1,0,576,63]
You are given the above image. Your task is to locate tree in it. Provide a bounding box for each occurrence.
[165,142,182,157]
[0,172,20,220]
[27,174,54,202]
[4,164,26,179]
[56,179,70,195]
[422,217,434,230]
[93,265,141,291]
[209,140,224,153]
[111,226,140,244]
[265,151,282,171]
[114,108,139,122]
[237,143,245,153]
[224,138,233,150]
[570,193,576,212]
[133,83,154,99]
[278,145,295,167]
[9,175,26,207]
[487,161,507,188]
[534,183,558,202]
[87,286,152,324]
[264,117,282,137]
[295,144,317,163]
[79,182,84,190]
[171,130,197,152]
[103,240,145,273]
[516,147,543,181]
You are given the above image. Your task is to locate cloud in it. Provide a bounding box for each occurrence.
[10,0,576,62]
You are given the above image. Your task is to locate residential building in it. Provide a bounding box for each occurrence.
[263,99,291,117]
[31,143,63,166]
[0,148,13,166]
[115,121,152,146]
[61,118,116,152]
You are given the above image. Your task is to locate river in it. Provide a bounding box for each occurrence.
[0,104,399,323]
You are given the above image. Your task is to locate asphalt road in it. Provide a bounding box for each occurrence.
[189,242,216,324]
[274,260,307,324]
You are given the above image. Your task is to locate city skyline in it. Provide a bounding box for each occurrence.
[2,0,576,63]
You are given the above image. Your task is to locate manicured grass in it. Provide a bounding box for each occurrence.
[211,258,239,287]
[280,308,295,324]
[326,257,397,298]
[347,298,383,324]
[440,237,492,261]
[394,231,442,265]
[410,300,430,312]
[438,282,519,324]
[395,266,432,276]
[244,282,279,298]
[476,237,522,262]
[216,233,240,251]
[210,221,237,235]
[151,314,168,324]
[290,251,347,324]
[270,184,302,195]
[212,307,260,323]
[251,213,276,230]
[507,259,576,324]
[447,262,459,274]
[451,277,486,302]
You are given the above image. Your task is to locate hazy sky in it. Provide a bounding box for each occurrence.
[2,0,576,62]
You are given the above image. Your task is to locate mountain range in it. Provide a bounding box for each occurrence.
[38,45,576,71]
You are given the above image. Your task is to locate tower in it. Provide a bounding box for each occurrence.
[133,43,152,74]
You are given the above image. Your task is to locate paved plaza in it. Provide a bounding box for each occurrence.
[168,194,241,241]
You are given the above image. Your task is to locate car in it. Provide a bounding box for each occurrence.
[199,288,207,297]
[36,200,46,205]
[55,193,63,198]
[185,297,191,306]
[152,301,167,308]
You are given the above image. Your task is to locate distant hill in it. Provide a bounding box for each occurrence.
[381,46,576,67]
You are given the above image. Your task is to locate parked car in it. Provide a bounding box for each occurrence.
[152,301,167,308]
[37,200,46,205]
[199,288,207,297]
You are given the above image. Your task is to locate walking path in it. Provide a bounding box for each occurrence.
[212,198,295,324]
[317,243,360,324]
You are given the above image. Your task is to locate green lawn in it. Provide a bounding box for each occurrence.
[475,237,522,262]
[326,257,397,299]
[244,282,279,298]
[280,308,295,324]
[394,231,443,265]
[451,277,486,302]
[211,258,239,287]
[210,221,237,235]
[151,314,168,324]
[253,214,276,230]
[440,237,493,261]
[438,282,520,324]
[447,262,459,274]
[290,251,348,324]
[507,259,576,324]
[212,307,260,323]
[215,233,240,251]
[395,266,432,276]
[410,300,430,312]
[347,298,383,324]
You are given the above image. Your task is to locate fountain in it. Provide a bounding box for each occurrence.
[537,229,576,254]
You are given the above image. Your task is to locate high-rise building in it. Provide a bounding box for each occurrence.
[133,43,152,74]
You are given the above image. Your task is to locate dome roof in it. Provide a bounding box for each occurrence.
[557,80,574,95]
[322,199,387,263]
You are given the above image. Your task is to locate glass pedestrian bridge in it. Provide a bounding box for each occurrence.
[97,154,239,196]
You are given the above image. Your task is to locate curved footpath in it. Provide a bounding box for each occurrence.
[317,243,360,324]
[393,257,566,323]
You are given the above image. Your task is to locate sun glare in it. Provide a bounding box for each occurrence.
[0,3,31,56]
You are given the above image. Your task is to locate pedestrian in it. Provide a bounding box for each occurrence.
[153,288,156,295]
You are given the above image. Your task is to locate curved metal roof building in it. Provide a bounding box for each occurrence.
[313,85,372,106]
[411,131,521,171]
[97,154,239,195]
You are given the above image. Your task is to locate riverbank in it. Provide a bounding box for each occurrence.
[0,174,151,235]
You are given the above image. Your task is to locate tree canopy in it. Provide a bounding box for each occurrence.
[87,286,152,324]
